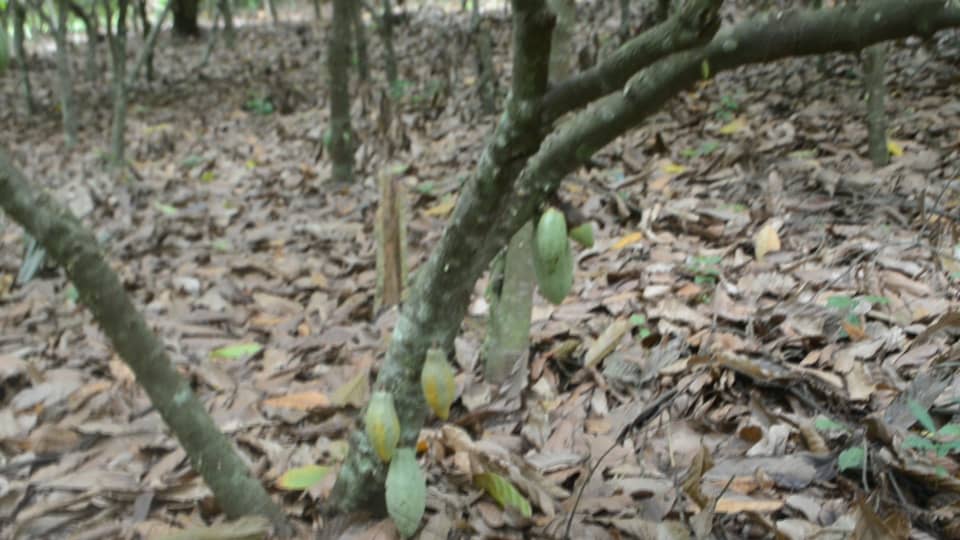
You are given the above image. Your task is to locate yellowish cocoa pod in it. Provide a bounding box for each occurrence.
[421,347,456,420]
[365,391,401,462]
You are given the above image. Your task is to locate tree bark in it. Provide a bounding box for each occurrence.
[863,43,888,167]
[328,0,355,183]
[0,149,293,537]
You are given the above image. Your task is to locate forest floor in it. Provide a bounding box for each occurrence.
[2,2,960,539]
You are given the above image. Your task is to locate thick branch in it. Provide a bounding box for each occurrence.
[494,0,960,248]
[542,0,721,122]
[0,149,292,537]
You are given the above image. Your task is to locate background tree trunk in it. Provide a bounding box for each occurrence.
[128,0,172,84]
[219,0,235,48]
[863,43,888,167]
[172,0,199,36]
[53,0,78,147]
[327,0,355,183]
[380,0,399,91]
[107,0,129,169]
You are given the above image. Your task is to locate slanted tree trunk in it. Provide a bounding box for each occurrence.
[194,9,220,72]
[0,149,293,538]
[328,0,960,516]
[863,43,888,167]
[327,0,355,183]
[172,0,199,36]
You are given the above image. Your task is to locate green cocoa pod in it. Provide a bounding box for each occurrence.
[534,239,574,305]
[386,448,426,538]
[569,222,594,248]
[534,207,568,274]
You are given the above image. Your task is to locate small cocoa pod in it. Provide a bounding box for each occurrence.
[421,347,457,420]
[365,390,401,462]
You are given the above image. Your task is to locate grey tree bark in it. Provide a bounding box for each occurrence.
[328,0,355,183]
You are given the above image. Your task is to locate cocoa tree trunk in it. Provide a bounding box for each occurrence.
[328,0,960,516]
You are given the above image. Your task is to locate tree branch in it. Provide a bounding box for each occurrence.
[493,0,960,249]
[542,0,721,123]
